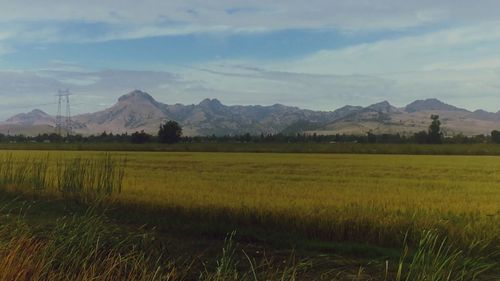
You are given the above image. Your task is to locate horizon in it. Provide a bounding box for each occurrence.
[1,1,500,119]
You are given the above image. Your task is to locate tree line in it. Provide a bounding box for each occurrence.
[3,116,500,145]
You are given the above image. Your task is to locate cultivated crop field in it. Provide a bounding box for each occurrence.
[1,150,500,280]
[121,152,500,245]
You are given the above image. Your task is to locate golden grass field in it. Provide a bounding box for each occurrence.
[4,150,500,247]
[119,152,500,245]
[1,150,500,280]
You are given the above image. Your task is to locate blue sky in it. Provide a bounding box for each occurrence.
[4,23,438,70]
[1,0,500,118]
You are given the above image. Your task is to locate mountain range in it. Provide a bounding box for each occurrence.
[2,90,500,136]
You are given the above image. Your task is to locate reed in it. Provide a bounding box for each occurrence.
[0,152,125,200]
[55,154,125,199]
[390,230,497,281]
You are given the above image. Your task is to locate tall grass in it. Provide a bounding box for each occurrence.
[199,231,306,281]
[0,206,307,281]
[0,154,50,192]
[0,153,125,199]
[0,198,497,280]
[389,230,497,281]
[0,207,172,281]
[56,154,126,198]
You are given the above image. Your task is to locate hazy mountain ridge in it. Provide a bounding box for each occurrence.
[405,98,467,113]
[6,109,55,126]
[3,90,500,136]
[314,99,500,136]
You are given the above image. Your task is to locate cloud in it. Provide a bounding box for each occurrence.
[268,21,500,76]
[1,1,500,116]
[0,66,390,120]
[1,1,500,43]
[218,20,498,109]
[0,69,182,118]
[1,62,500,121]
[0,44,9,56]
[175,59,500,112]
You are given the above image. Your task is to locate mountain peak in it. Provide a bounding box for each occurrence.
[29,109,48,116]
[7,109,50,120]
[199,98,223,108]
[405,98,466,113]
[118,90,157,104]
[370,100,391,107]
[5,108,53,126]
[366,101,396,112]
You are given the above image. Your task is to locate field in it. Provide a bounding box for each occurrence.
[1,150,500,280]
[4,142,500,155]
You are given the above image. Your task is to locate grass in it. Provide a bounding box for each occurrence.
[3,150,500,246]
[0,199,496,280]
[109,152,500,247]
[0,195,340,280]
[0,152,125,200]
[55,154,125,198]
[391,231,497,281]
[5,142,500,155]
[0,150,500,279]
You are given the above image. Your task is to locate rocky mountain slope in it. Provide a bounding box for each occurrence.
[313,99,500,136]
[71,90,358,135]
[3,90,500,136]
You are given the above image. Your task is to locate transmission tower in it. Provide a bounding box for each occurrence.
[55,89,72,136]
[66,94,72,134]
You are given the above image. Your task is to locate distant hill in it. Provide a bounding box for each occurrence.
[405,98,467,113]
[5,109,55,126]
[75,90,169,135]
[3,90,500,136]
[311,99,500,136]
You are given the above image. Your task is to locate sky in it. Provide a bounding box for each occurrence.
[1,0,500,118]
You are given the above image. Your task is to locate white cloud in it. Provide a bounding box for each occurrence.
[0,40,13,57]
[266,21,500,75]
[224,21,500,109]
[1,1,500,115]
[162,61,500,112]
[1,62,500,121]
[0,69,180,118]
[1,1,500,42]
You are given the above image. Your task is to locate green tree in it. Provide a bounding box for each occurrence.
[240,133,252,143]
[158,121,182,144]
[414,131,428,144]
[131,130,151,144]
[491,130,500,144]
[428,115,443,144]
[366,131,377,143]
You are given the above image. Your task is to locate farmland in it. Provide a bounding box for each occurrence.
[5,142,500,155]
[1,150,500,279]
[118,152,500,245]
